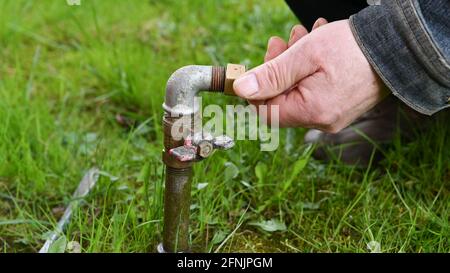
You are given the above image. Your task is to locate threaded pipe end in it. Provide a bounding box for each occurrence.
[211,66,226,92]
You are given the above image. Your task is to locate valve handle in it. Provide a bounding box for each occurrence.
[212,135,235,150]
[169,132,235,162]
[169,145,197,162]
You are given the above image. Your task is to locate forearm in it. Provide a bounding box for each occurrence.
[349,0,450,115]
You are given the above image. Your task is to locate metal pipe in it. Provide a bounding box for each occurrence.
[160,65,225,253]
[162,166,192,252]
[159,64,245,253]
[163,65,225,116]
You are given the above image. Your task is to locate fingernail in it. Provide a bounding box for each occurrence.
[234,73,259,98]
[265,38,275,60]
[267,36,278,50]
[289,27,296,40]
[290,25,300,40]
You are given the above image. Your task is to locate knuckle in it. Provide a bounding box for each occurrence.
[263,61,282,92]
[302,40,323,67]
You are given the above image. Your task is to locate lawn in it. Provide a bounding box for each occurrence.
[0,0,448,253]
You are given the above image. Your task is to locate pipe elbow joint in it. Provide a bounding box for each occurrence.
[163,65,214,116]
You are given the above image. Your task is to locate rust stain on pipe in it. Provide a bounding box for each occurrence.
[160,64,245,253]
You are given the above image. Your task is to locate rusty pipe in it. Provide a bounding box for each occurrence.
[159,64,245,253]
[160,65,225,253]
[161,166,192,252]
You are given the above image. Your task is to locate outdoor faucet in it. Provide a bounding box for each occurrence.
[158,64,246,253]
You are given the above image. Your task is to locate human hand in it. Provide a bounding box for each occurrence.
[234,19,388,133]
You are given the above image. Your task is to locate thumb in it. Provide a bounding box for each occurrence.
[233,41,317,100]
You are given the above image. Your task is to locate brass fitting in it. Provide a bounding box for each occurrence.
[224,63,246,96]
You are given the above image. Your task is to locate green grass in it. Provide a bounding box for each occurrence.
[0,0,448,253]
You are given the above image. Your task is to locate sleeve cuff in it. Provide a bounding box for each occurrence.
[349,5,450,115]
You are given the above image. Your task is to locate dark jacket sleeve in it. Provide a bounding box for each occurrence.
[349,0,450,115]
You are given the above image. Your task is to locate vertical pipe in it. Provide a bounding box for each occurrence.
[160,113,195,253]
[163,167,192,252]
